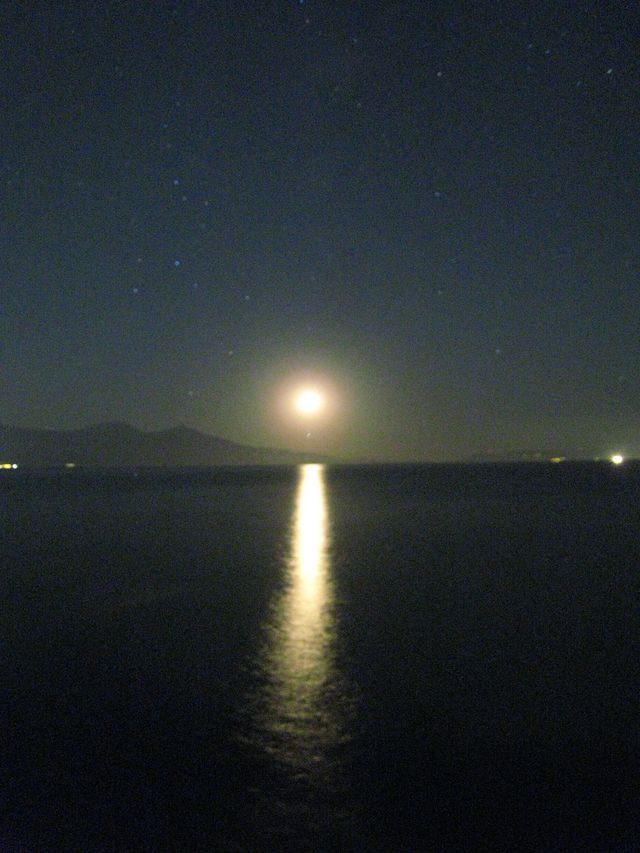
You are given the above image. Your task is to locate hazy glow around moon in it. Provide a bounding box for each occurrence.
[269,370,347,450]
[294,388,324,416]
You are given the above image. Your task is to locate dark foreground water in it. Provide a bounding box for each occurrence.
[2,463,639,852]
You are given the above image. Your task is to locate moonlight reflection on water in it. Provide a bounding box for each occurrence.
[248,464,354,824]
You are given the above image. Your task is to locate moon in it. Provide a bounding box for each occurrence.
[294,388,324,416]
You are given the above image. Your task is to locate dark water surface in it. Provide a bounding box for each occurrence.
[2,463,639,851]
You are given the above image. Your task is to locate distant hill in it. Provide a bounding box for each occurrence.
[465,449,600,463]
[0,423,328,468]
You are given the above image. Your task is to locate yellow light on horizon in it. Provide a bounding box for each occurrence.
[294,388,324,416]
[611,454,624,465]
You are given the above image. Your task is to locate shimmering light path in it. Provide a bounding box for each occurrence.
[248,464,354,843]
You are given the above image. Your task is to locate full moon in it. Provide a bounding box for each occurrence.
[294,388,324,416]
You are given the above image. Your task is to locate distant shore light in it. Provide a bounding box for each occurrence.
[611,454,624,465]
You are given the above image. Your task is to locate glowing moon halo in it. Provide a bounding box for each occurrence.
[294,388,324,416]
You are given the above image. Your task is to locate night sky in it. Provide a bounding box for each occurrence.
[3,1,639,461]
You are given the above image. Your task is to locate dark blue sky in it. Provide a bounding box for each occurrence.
[2,0,638,460]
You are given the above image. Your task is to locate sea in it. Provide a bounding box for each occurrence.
[2,462,639,852]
